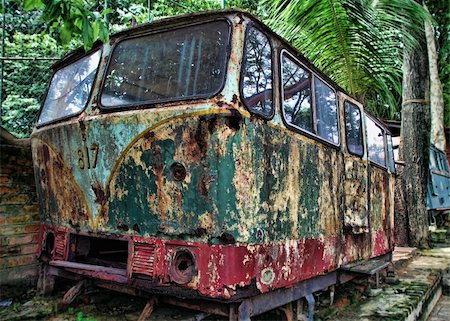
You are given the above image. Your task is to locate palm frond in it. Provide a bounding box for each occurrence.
[263,0,430,119]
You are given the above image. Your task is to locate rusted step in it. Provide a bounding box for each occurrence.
[340,258,390,275]
[49,260,127,276]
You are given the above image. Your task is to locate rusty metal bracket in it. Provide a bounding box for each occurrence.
[304,294,315,321]
[279,302,294,321]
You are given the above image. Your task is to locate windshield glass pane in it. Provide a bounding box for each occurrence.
[101,21,230,107]
[38,50,101,125]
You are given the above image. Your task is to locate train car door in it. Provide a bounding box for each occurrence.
[340,96,369,236]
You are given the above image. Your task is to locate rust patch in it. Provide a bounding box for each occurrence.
[79,120,87,142]
[91,177,106,205]
[152,145,168,222]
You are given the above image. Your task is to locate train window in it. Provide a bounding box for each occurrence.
[386,134,396,173]
[365,115,386,167]
[101,21,230,108]
[344,101,363,156]
[430,150,438,169]
[438,152,449,172]
[38,50,101,125]
[281,53,312,132]
[241,27,273,117]
[315,77,339,144]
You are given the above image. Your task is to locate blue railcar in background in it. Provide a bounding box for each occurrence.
[385,119,450,228]
[428,146,450,226]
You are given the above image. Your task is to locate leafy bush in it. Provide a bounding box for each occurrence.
[1,95,41,138]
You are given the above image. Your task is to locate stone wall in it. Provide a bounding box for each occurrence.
[0,127,40,287]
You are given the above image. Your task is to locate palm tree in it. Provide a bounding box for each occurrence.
[264,0,428,120]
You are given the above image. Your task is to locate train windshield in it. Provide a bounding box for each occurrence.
[101,20,230,108]
[38,50,101,125]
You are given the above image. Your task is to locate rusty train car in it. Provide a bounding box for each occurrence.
[31,10,396,320]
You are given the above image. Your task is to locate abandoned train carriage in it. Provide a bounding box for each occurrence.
[31,10,396,319]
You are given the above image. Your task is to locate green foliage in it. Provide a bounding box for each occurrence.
[109,0,263,31]
[24,0,109,49]
[3,33,61,97]
[1,95,41,138]
[265,0,430,120]
[0,32,62,137]
[75,311,97,321]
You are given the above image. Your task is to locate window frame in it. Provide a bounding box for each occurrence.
[386,133,396,174]
[239,23,275,120]
[312,74,340,145]
[98,18,233,111]
[343,100,364,158]
[365,113,387,169]
[279,49,340,148]
[36,47,103,128]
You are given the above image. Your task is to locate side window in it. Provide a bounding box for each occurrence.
[430,149,437,169]
[344,101,363,156]
[439,152,449,172]
[315,77,339,144]
[281,53,312,131]
[365,115,386,167]
[386,134,396,173]
[241,27,273,117]
[281,51,340,145]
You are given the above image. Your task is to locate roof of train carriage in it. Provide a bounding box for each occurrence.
[50,9,392,133]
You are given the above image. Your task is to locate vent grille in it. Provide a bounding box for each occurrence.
[132,242,156,277]
[54,231,66,260]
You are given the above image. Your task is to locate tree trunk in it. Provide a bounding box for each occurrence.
[424,4,446,151]
[398,33,430,248]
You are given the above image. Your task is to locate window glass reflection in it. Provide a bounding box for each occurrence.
[439,152,449,172]
[430,150,437,169]
[344,101,363,156]
[366,115,386,167]
[315,77,339,144]
[101,21,229,107]
[38,50,101,125]
[242,27,273,117]
[281,54,312,131]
